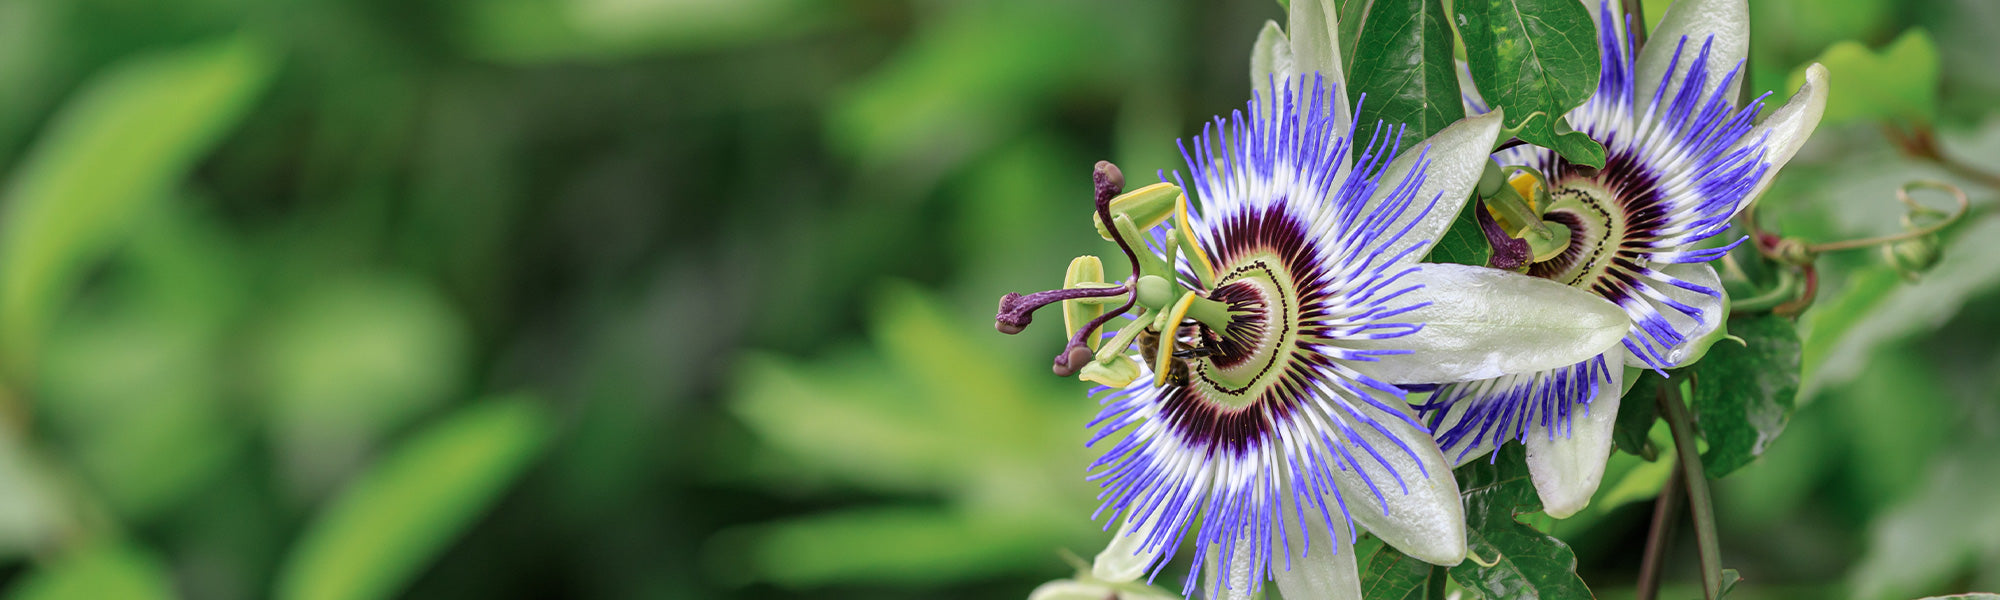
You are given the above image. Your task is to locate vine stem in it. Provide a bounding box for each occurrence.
[1635,466,1682,600]
[1887,125,2000,190]
[1659,376,1723,600]
[1426,565,1447,600]
[1620,0,1647,47]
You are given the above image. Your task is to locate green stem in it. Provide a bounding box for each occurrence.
[1621,0,1648,48]
[1727,267,1799,313]
[1635,466,1682,600]
[1658,377,1722,600]
[1425,565,1448,600]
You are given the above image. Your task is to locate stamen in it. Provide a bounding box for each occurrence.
[1478,203,1531,270]
[994,285,1132,334]
[1094,161,1144,282]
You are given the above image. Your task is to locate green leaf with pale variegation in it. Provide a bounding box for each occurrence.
[1690,315,1801,478]
[1454,0,1606,167]
[1348,0,1462,154]
[1448,446,1594,600]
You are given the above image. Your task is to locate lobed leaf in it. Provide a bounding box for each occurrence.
[1453,0,1606,167]
[1448,446,1594,599]
[1689,315,1801,478]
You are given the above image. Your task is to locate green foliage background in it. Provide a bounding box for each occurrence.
[0,0,1993,598]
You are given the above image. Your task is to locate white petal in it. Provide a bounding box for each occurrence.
[1344,263,1630,384]
[1092,511,1162,583]
[1634,0,1748,108]
[1620,262,1729,369]
[1424,391,1496,468]
[1202,533,1262,600]
[1251,20,1295,105]
[1272,492,1362,600]
[1738,63,1828,203]
[1329,399,1466,565]
[1455,59,1488,114]
[1524,346,1626,518]
[1360,110,1506,266]
[1580,0,1605,25]
[1289,0,1352,149]
[1028,580,1117,600]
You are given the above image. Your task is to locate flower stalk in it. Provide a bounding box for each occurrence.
[1659,376,1722,600]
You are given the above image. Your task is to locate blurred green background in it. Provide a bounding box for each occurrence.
[0,0,1995,599]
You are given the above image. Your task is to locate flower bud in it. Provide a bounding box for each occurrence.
[1883,234,1942,279]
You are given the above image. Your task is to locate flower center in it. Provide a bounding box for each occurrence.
[1529,178,1629,289]
[1186,251,1297,408]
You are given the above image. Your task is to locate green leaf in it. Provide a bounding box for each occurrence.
[1803,195,2000,401]
[1448,446,1594,600]
[1688,315,1801,478]
[451,0,835,63]
[1454,0,1606,167]
[1348,0,1464,153]
[259,274,470,489]
[0,36,274,376]
[1788,28,1939,127]
[5,544,177,600]
[1358,542,1436,600]
[0,429,62,558]
[1613,370,1663,458]
[1849,439,2000,600]
[1423,200,1492,266]
[826,1,1103,170]
[1333,0,1370,74]
[1521,112,1608,168]
[274,397,551,600]
[734,507,1071,587]
[723,284,1103,586]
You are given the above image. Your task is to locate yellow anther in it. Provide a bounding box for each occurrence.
[1063,256,1108,350]
[1080,356,1143,387]
[1507,172,1545,211]
[1094,183,1183,240]
[1151,291,1200,388]
[1175,194,1217,287]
